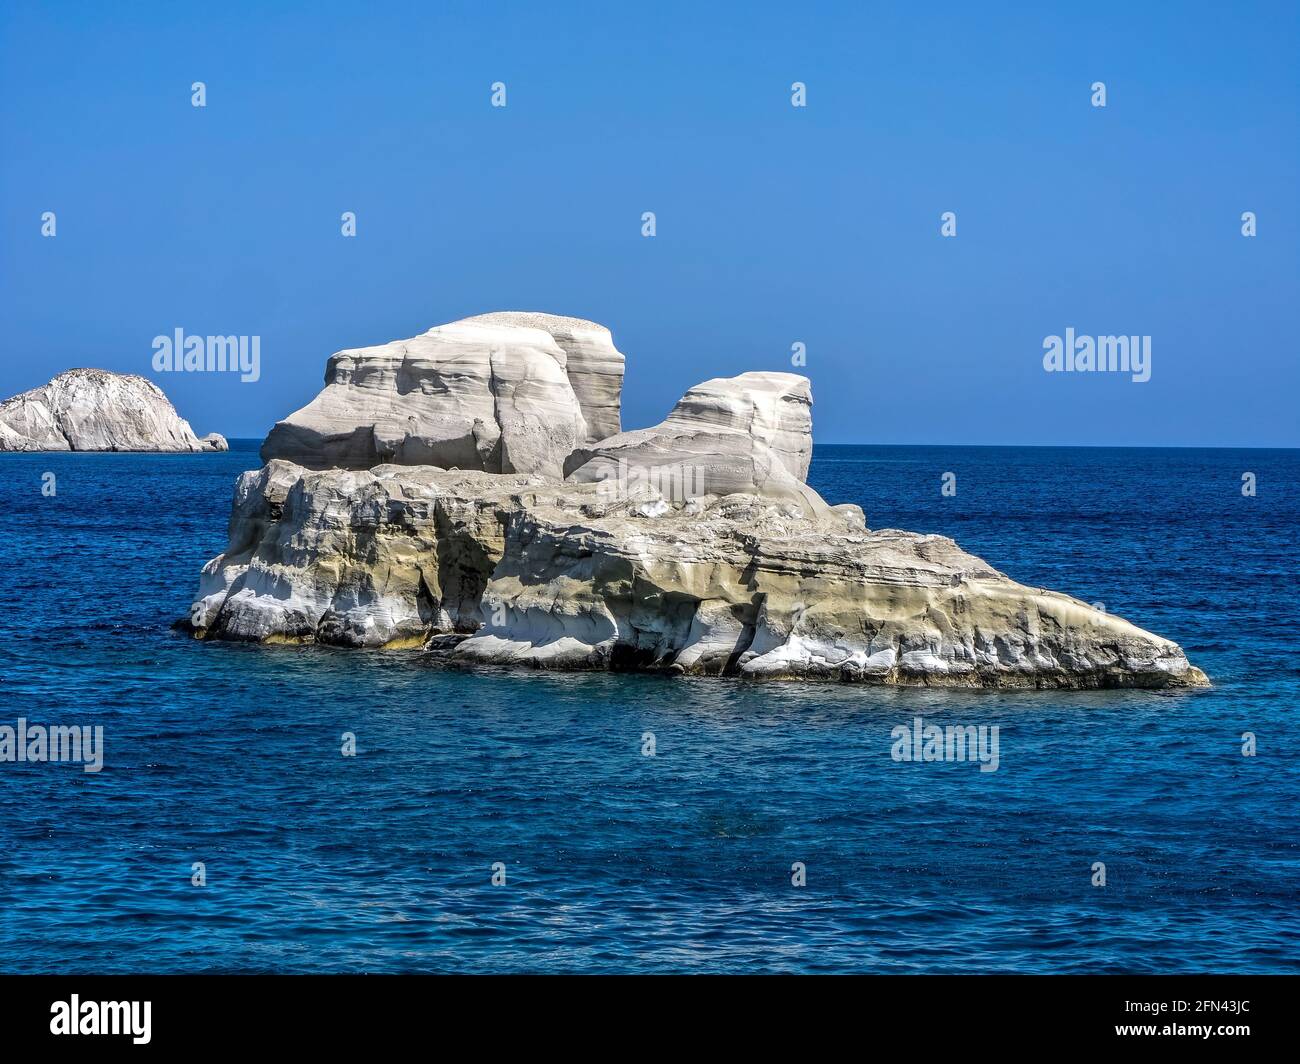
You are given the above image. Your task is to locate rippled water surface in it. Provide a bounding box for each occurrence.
[0,442,1296,972]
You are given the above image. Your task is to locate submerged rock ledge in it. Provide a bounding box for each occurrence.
[185,460,1207,689]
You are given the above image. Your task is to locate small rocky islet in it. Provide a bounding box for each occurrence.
[179,311,1207,689]
[0,368,226,452]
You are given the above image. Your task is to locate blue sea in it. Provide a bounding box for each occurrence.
[0,443,1296,974]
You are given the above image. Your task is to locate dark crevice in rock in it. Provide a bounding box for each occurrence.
[723,594,764,676]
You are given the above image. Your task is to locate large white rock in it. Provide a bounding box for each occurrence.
[464,312,624,443]
[260,312,627,476]
[191,313,1208,690]
[565,371,823,513]
[187,460,1208,689]
[0,368,226,452]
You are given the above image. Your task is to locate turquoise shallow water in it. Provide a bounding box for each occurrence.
[0,442,1296,973]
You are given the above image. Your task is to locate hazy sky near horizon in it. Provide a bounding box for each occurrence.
[1,1,1296,446]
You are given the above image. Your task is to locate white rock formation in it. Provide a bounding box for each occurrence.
[190,312,1207,688]
[565,371,825,515]
[0,368,226,452]
[260,312,626,476]
[465,312,624,443]
[187,460,1208,689]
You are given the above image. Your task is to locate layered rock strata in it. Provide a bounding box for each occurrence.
[260,313,626,475]
[186,459,1208,689]
[189,312,1207,689]
[565,371,825,513]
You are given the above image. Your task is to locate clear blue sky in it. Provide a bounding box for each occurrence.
[1,1,1296,445]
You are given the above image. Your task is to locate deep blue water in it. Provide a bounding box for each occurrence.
[0,442,1296,973]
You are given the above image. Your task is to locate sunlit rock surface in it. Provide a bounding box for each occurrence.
[0,369,224,452]
[260,312,627,476]
[565,371,824,514]
[187,460,1208,689]
[192,313,1207,689]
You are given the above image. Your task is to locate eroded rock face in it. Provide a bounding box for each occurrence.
[0,368,223,452]
[565,371,821,513]
[260,313,627,476]
[193,313,1208,689]
[464,312,624,443]
[186,460,1208,689]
